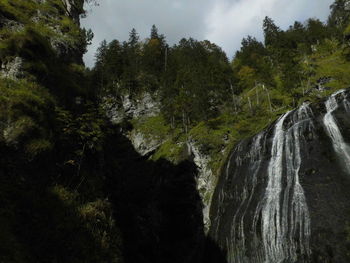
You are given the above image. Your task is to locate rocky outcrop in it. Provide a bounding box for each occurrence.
[105,92,160,126]
[209,89,350,263]
[0,14,24,79]
[128,130,162,156]
[61,0,84,24]
[0,57,24,79]
[187,140,216,232]
[104,92,162,156]
[104,92,218,231]
[0,0,85,79]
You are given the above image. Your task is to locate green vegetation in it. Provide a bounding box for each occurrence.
[1,0,350,262]
[0,78,55,157]
[131,114,171,142]
[93,0,350,173]
[0,0,93,103]
[0,1,125,262]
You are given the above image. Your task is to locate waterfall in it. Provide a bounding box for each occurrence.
[260,105,313,262]
[323,90,350,174]
[228,132,266,263]
[261,112,290,262]
[212,103,314,263]
[210,90,350,263]
[261,104,312,263]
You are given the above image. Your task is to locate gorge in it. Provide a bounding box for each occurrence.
[1,0,350,263]
[209,90,350,262]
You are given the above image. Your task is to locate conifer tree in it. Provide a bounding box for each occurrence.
[150,24,159,39]
[263,16,281,47]
[128,28,139,47]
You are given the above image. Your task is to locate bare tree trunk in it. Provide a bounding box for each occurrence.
[230,81,237,114]
[264,85,273,113]
[248,96,252,113]
[182,109,187,134]
[268,94,272,112]
[171,115,175,129]
[68,142,86,188]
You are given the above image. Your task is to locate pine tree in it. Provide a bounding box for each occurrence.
[128,28,139,48]
[329,0,350,28]
[263,16,281,47]
[94,40,108,91]
[150,24,159,39]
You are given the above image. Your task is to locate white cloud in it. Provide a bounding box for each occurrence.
[205,0,334,59]
[82,0,334,67]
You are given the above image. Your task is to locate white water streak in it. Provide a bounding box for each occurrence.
[323,90,350,174]
[261,112,291,262]
[261,104,312,263]
[216,102,320,263]
[284,104,312,260]
[228,133,265,262]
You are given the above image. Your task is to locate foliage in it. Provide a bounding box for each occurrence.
[131,114,171,141]
[2,0,350,262]
[0,78,54,157]
[0,0,93,104]
[93,31,233,129]
[91,1,350,173]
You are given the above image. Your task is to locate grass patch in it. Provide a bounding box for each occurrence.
[131,114,171,141]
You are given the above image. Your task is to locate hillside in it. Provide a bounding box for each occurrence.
[0,1,209,262]
[92,0,350,231]
[1,0,350,263]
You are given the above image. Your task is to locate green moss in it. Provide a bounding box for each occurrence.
[186,40,350,174]
[0,78,55,157]
[131,114,191,163]
[25,138,53,156]
[50,185,79,206]
[0,0,41,23]
[132,114,171,141]
[152,139,187,163]
[0,26,55,63]
[0,0,84,62]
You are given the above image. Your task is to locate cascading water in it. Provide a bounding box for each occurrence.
[260,112,290,262]
[283,104,312,259]
[210,103,315,263]
[323,90,350,174]
[228,133,266,263]
[261,104,312,263]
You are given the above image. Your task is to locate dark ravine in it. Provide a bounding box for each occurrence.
[209,89,350,263]
[2,1,350,262]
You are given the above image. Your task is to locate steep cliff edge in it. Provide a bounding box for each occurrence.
[0,0,86,79]
[0,2,210,263]
[209,89,350,263]
[0,1,125,262]
[2,1,350,262]
[103,92,220,231]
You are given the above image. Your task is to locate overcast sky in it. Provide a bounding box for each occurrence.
[82,0,334,67]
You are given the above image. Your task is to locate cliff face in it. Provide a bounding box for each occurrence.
[0,0,85,80]
[209,89,350,263]
[61,0,84,24]
[0,1,125,262]
[0,3,211,263]
[104,92,218,231]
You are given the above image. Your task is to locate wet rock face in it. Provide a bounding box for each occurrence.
[209,90,350,263]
